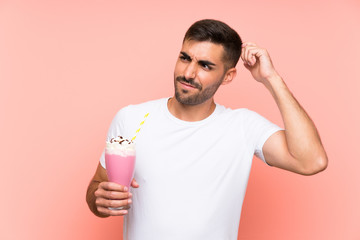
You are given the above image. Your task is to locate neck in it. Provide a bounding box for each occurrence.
[167,97,216,122]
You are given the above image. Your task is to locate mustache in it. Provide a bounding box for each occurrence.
[176,76,202,90]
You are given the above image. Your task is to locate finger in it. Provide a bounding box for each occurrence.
[95,188,131,200]
[99,181,128,192]
[107,198,132,209]
[245,47,252,65]
[97,206,129,216]
[243,62,251,70]
[131,178,140,188]
[241,45,251,65]
[241,44,252,64]
[242,42,261,63]
[245,46,264,66]
[242,46,254,65]
[240,45,246,63]
[242,42,257,48]
[246,47,260,64]
[96,197,132,209]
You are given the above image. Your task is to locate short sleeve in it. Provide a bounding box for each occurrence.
[243,110,283,164]
[99,108,126,168]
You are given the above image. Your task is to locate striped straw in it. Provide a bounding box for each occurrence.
[131,113,149,141]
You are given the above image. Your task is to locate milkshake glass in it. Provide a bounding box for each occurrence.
[105,136,136,209]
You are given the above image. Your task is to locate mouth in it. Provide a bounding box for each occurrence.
[179,81,197,89]
[176,76,201,90]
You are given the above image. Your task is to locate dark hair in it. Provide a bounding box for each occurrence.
[183,19,242,69]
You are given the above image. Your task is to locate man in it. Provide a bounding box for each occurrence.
[86,19,327,239]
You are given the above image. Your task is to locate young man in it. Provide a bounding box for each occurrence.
[86,19,327,239]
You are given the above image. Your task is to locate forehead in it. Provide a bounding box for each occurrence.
[181,40,225,63]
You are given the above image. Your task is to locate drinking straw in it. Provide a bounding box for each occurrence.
[131,113,149,141]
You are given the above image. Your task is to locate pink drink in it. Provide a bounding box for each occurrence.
[105,136,136,210]
[105,152,136,188]
[105,136,136,188]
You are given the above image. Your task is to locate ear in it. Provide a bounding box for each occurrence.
[221,67,237,85]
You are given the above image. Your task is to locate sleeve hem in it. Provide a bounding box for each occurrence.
[99,149,106,169]
[256,128,284,165]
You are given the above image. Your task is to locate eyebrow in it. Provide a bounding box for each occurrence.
[180,51,216,67]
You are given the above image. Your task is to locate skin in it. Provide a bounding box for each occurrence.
[168,40,237,121]
[86,39,328,217]
[240,42,328,174]
[86,162,139,217]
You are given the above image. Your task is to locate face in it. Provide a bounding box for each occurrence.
[173,40,233,105]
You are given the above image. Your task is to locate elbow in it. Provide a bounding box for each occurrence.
[301,154,328,176]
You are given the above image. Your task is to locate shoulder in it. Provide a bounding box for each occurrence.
[216,104,262,120]
[106,98,166,139]
[115,98,166,118]
[215,105,276,132]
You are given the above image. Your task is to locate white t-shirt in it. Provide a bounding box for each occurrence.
[100,98,283,240]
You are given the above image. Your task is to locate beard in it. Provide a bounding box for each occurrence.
[174,76,223,105]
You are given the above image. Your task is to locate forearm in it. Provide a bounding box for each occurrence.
[266,75,327,167]
[86,180,109,218]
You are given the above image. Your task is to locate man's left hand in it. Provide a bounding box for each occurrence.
[241,42,280,85]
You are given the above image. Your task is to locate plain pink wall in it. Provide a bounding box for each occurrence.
[1,0,359,239]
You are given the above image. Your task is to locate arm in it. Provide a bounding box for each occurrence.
[86,162,139,217]
[241,42,328,175]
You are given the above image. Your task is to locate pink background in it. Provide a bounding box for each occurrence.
[1,0,359,239]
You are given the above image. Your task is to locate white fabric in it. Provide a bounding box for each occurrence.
[100,98,283,240]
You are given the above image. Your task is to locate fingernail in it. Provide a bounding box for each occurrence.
[124,186,128,191]
[128,199,132,204]
[129,192,133,197]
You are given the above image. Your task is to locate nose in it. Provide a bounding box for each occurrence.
[184,61,197,80]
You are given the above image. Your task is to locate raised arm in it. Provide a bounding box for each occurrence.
[241,42,328,175]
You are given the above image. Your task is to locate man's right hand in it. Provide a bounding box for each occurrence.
[86,163,140,217]
[94,182,133,216]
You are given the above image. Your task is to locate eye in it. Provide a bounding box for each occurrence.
[179,55,190,62]
[200,63,212,70]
